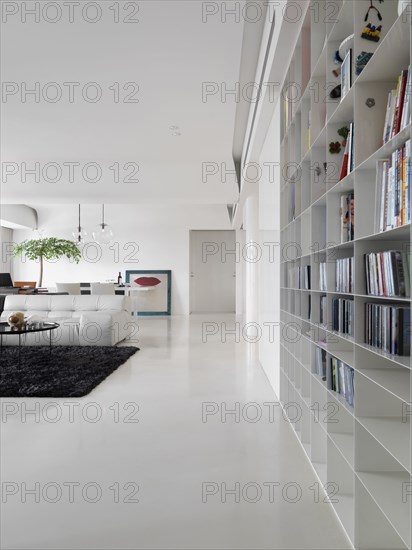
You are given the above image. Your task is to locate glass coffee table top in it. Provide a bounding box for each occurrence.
[0,322,60,335]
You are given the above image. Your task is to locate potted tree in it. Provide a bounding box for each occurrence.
[13,237,81,287]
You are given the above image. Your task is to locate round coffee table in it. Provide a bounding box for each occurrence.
[0,322,60,364]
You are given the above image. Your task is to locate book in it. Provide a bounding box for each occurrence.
[365,302,410,356]
[364,250,410,297]
[339,127,351,180]
[340,191,354,242]
[400,65,411,130]
[375,141,410,232]
[394,69,408,136]
[335,257,354,293]
[383,68,410,144]
[348,122,354,173]
[329,356,354,406]
[332,297,354,337]
[315,347,327,380]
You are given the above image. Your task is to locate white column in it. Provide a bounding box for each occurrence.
[243,191,259,325]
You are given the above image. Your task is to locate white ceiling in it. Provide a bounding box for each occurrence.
[1,1,253,205]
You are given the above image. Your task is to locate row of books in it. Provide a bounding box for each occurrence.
[383,67,411,145]
[339,123,354,180]
[288,265,311,289]
[365,303,410,356]
[330,357,355,407]
[364,250,410,297]
[340,191,354,243]
[332,298,354,337]
[336,257,354,293]
[375,141,411,232]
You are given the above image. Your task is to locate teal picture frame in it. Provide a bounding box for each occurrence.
[125,270,171,315]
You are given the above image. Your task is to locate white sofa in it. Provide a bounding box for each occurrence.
[0,295,135,346]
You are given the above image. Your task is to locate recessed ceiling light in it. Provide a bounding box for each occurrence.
[169,125,179,130]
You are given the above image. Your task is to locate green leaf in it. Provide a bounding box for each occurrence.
[13,238,81,263]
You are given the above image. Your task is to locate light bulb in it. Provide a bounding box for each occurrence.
[72,228,88,244]
[92,224,114,245]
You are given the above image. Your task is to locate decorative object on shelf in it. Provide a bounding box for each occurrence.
[365,97,375,108]
[333,50,343,65]
[332,66,341,78]
[117,271,124,287]
[337,126,349,146]
[355,51,373,75]
[329,84,341,99]
[92,204,114,245]
[361,0,383,42]
[72,204,87,244]
[12,238,81,287]
[7,312,25,330]
[361,23,382,42]
[329,126,349,155]
[364,0,383,21]
[329,141,341,154]
[341,49,352,98]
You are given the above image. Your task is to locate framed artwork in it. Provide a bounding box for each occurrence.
[341,49,352,99]
[125,270,171,315]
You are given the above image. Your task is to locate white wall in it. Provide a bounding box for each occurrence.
[0,226,13,274]
[11,204,232,314]
[257,99,281,397]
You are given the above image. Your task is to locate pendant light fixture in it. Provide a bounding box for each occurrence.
[92,204,114,245]
[72,204,87,244]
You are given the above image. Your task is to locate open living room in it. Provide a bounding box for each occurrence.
[1,1,412,549]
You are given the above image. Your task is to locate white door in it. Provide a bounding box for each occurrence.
[190,230,236,313]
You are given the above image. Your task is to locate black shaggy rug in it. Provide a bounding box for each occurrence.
[0,346,139,397]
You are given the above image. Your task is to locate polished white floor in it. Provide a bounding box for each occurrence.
[1,315,351,550]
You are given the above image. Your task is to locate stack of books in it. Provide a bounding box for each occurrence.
[335,257,354,293]
[315,347,327,381]
[375,141,411,232]
[330,357,355,407]
[340,191,355,242]
[332,298,354,336]
[382,67,410,144]
[319,262,327,291]
[365,303,411,356]
[364,250,410,297]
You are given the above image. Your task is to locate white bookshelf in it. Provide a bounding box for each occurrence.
[279,2,412,548]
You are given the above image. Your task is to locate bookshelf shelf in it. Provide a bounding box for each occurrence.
[329,431,354,469]
[356,471,411,547]
[357,368,411,403]
[356,416,410,473]
[280,2,411,548]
